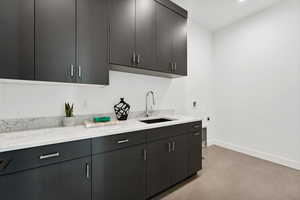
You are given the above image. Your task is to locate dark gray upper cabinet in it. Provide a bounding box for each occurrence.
[135,0,157,69]
[36,0,76,83]
[36,0,108,85]
[109,0,135,67]
[109,0,157,68]
[92,144,146,200]
[0,0,34,80]
[156,2,187,75]
[0,157,91,200]
[77,0,109,85]
[172,12,187,76]
[109,0,187,77]
[156,2,174,73]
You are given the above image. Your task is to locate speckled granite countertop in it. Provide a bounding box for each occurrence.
[0,115,202,153]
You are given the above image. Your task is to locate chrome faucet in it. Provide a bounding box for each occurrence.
[146,91,156,117]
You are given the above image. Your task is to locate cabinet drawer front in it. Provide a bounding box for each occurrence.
[146,122,201,142]
[187,121,202,132]
[92,131,146,154]
[0,139,91,176]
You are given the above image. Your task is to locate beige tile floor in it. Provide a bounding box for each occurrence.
[152,145,300,200]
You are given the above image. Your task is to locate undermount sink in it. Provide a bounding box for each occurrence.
[140,118,174,124]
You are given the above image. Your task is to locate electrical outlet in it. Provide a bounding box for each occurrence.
[193,101,197,108]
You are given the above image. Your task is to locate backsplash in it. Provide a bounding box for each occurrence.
[0,109,174,134]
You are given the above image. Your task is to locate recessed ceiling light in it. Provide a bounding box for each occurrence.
[239,0,247,2]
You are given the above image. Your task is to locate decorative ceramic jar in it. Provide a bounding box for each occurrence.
[114,98,130,120]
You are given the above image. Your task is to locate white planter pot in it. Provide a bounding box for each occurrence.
[62,117,76,127]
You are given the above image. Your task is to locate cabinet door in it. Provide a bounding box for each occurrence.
[0,0,34,80]
[188,131,202,175]
[147,138,171,198]
[93,144,146,200]
[170,135,188,184]
[77,0,109,85]
[109,0,135,67]
[0,157,91,200]
[172,12,187,76]
[135,0,156,70]
[156,2,173,73]
[36,0,76,83]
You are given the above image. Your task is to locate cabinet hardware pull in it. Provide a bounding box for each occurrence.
[168,142,171,152]
[78,65,82,78]
[70,64,74,78]
[137,54,141,64]
[169,62,173,72]
[194,132,200,136]
[132,52,136,65]
[193,125,201,129]
[86,163,90,179]
[39,152,60,160]
[117,139,129,144]
[143,149,147,161]
[172,141,176,152]
[174,62,177,71]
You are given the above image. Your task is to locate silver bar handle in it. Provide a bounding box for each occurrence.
[70,64,74,78]
[174,62,177,71]
[78,65,82,78]
[169,62,173,72]
[86,163,90,179]
[40,152,60,160]
[172,141,175,152]
[194,132,201,136]
[137,54,141,64]
[132,52,136,65]
[168,142,171,153]
[117,139,129,144]
[143,149,147,161]
[193,125,201,129]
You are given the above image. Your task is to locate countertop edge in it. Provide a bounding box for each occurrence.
[0,115,202,153]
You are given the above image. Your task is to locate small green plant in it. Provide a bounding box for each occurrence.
[65,103,74,117]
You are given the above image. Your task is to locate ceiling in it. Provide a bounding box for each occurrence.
[174,0,283,31]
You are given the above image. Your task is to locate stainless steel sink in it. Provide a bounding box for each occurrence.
[139,118,174,124]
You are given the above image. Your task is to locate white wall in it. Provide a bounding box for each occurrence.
[213,0,300,169]
[0,17,214,128]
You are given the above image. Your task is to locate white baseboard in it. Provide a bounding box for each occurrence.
[207,139,300,171]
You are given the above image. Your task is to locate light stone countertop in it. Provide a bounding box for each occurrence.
[0,115,202,153]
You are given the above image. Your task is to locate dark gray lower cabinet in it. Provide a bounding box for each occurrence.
[147,138,171,198]
[170,135,188,184]
[0,121,202,200]
[92,144,146,200]
[147,135,188,198]
[188,131,203,175]
[0,157,91,200]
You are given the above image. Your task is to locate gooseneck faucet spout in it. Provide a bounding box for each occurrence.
[146,91,155,117]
